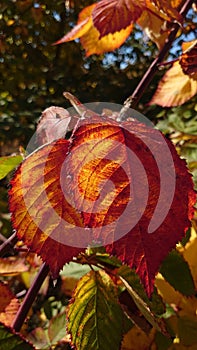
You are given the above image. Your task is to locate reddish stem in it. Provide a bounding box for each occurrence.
[120,0,193,115]
[12,262,49,332]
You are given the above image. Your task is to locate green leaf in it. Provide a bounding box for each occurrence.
[160,250,195,296]
[48,312,66,345]
[0,322,35,350]
[119,276,168,335]
[67,270,124,350]
[117,265,165,315]
[178,315,197,346]
[26,328,49,350]
[155,331,173,350]
[0,155,22,180]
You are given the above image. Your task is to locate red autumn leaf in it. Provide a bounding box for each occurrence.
[9,109,195,295]
[92,0,145,38]
[149,61,197,107]
[9,140,85,278]
[0,282,20,326]
[179,40,197,76]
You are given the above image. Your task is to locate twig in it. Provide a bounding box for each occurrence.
[0,232,17,257]
[120,0,193,117]
[12,262,50,332]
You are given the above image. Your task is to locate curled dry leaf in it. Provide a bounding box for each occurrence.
[36,106,77,146]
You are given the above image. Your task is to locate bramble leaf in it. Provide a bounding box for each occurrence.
[150,61,197,107]
[67,270,124,350]
[9,140,85,278]
[54,4,133,56]
[54,0,184,56]
[91,0,145,37]
[9,104,196,295]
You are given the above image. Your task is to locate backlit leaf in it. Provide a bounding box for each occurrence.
[9,109,196,295]
[0,282,20,327]
[67,270,124,350]
[0,322,35,350]
[9,140,85,278]
[149,61,197,107]
[0,155,23,180]
[92,0,145,37]
[54,4,133,56]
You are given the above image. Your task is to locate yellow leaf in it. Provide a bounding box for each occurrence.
[155,274,197,317]
[149,61,197,107]
[181,236,197,290]
[137,3,169,50]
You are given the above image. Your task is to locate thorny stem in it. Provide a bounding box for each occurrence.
[0,232,17,257]
[120,0,194,117]
[12,262,49,332]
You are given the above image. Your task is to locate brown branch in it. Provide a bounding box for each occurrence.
[120,0,193,117]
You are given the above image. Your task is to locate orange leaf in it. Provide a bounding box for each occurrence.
[0,282,20,326]
[149,61,197,107]
[54,3,133,56]
[180,40,197,76]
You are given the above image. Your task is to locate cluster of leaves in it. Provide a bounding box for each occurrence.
[0,0,197,350]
